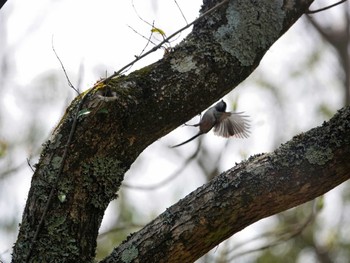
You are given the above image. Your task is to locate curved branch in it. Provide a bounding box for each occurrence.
[12,0,317,262]
[101,106,350,263]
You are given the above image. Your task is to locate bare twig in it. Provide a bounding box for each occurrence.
[174,0,188,24]
[123,142,201,190]
[28,39,86,261]
[26,158,35,172]
[127,24,157,47]
[307,0,347,14]
[125,22,156,74]
[95,0,229,87]
[51,37,80,94]
[226,201,318,261]
[131,0,154,27]
[138,21,156,56]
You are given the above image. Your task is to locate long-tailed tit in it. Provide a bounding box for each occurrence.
[171,100,250,148]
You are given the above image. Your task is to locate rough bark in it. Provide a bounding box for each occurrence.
[100,106,350,263]
[12,0,317,262]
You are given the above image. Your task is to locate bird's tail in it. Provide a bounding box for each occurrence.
[170,133,202,148]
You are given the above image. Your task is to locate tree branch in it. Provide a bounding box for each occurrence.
[12,0,317,262]
[101,106,350,263]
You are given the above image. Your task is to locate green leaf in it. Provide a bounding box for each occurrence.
[78,108,91,117]
[58,193,67,203]
[151,27,166,37]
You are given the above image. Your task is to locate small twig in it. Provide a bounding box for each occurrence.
[51,37,80,94]
[26,158,35,172]
[27,38,86,260]
[226,201,318,261]
[95,0,229,86]
[139,21,156,56]
[131,0,154,27]
[174,0,188,25]
[306,0,347,14]
[123,142,201,190]
[127,24,157,47]
[125,22,156,73]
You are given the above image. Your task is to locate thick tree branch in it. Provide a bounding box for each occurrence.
[12,0,316,262]
[101,106,350,263]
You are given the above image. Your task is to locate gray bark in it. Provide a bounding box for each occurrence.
[12,1,328,262]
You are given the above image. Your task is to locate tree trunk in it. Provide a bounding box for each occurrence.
[12,0,321,262]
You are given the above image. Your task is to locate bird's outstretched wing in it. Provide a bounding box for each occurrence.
[213,112,250,138]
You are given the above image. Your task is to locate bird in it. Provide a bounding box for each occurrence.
[171,100,250,148]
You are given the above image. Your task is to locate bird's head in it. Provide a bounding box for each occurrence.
[215,100,227,112]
